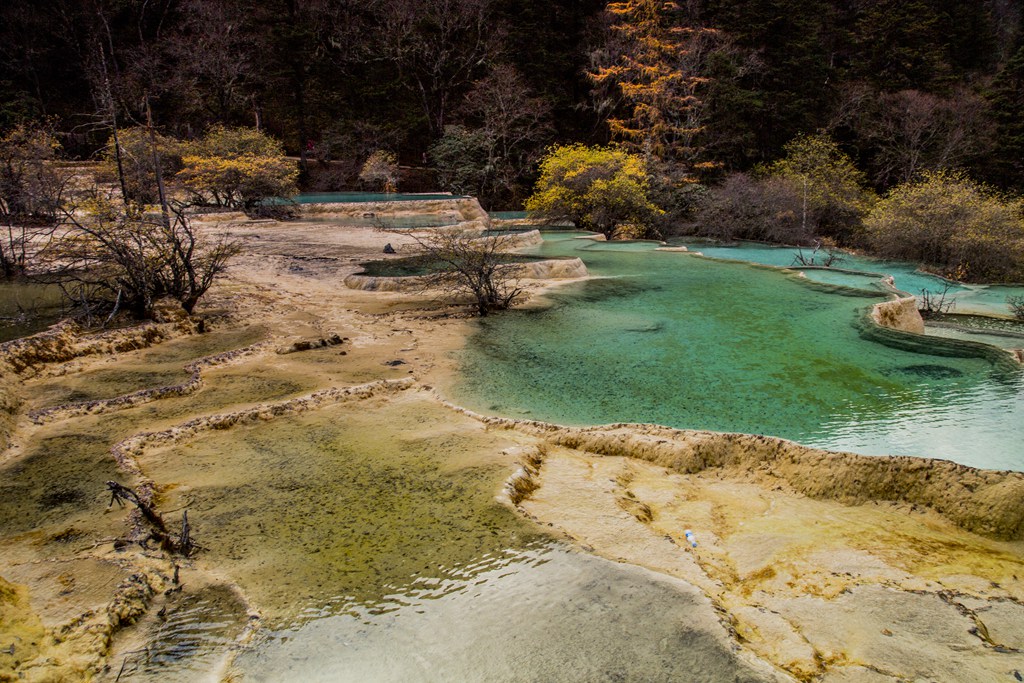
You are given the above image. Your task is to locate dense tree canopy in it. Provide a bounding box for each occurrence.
[0,0,1020,196]
[0,0,1022,296]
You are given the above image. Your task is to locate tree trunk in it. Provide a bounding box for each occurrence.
[146,94,172,229]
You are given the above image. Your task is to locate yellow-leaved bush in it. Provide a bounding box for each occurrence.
[176,126,298,211]
[765,133,875,243]
[864,170,1024,282]
[101,127,184,206]
[525,144,662,239]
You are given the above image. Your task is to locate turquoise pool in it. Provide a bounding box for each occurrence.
[489,210,528,220]
[294,192,466,204]
[671,240,1024,317]
[452,233,1024,471]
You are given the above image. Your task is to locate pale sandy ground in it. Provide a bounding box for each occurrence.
[1,206,1023,682]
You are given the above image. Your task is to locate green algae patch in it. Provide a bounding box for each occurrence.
[25,325,269,410]
[138,391,543,625]
[0,354,332,543]
[0,429,127,538]
[30,368,193,410]
[126,325,268,365]
[0,367,20,452]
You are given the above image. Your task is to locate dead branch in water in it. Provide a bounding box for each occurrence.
[919,284,956,319]
[106,481,196,556]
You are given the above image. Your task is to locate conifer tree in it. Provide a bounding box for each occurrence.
[590,0,722,166]
[987,42,1024,192]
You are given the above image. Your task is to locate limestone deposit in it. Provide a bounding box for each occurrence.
[1,205,1022,682]
[502,441,1024,682]
[452,415,1024,540]
[872,295,925,334]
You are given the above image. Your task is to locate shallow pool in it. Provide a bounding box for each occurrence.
[451,234,1024,470]
[229,544,774,683]
[0,282,66,342]
[671,240,1024,317]
[118,391,772,681]
[294,192,465,204]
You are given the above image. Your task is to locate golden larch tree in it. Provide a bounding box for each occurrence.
[590,0,722,167]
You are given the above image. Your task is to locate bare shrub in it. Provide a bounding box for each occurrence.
[383,226,524,316]
[1008,295,1024,320]
[793,238,846,267]
[694,173,813,244]
[42,194,238,322]
[919,284,956,319]
[0,123,74,278]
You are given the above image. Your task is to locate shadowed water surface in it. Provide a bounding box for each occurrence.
[0,282,66,342]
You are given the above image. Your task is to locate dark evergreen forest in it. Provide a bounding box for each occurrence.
[2,0,1023,204]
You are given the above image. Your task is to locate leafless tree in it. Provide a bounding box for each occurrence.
[167,0,259,124]
[459,64,553,202]
[919,284,956,319]
[792,238,846,267]
[986,0,1023,62]
[0,123,75,279]
[371,0,502,136]
[694,173,816,244]
[383,226,524,316]
[42,193,239,323]
[832,85,990,187]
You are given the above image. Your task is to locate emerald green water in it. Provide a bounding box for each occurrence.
[294,192,465,204]
[671,240,1024,317]
[453,233,1024,471]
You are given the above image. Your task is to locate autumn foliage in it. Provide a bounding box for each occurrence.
[0,122,67,225]
[177,126,298,211]
[526,144,662,239]
[590,0,723,166]
[864,171,1024,282]
[102,127,184,207]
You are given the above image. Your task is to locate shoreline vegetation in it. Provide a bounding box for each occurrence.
[1,201,1023,681]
